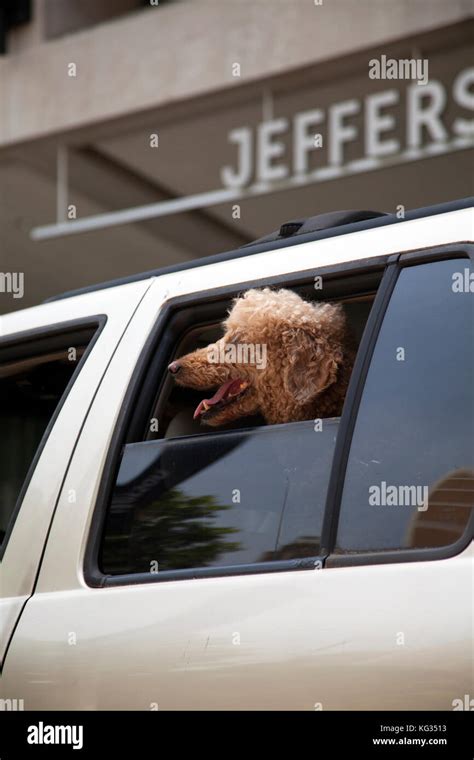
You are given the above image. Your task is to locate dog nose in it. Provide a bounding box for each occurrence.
[168,361,181,375]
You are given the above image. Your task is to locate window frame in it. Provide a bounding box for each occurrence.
[323,244,474,568]
[127,259,386,444]
[0,316,106,559]
[84,255,391,587]
[84,244,473,588]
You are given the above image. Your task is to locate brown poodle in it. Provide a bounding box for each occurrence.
[168,288,354,427]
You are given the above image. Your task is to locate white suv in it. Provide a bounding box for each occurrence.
[1,200,472,710]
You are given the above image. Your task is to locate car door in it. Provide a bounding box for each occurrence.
[321,251,473,709]
[0,280,152,674]
[3,228,472,709]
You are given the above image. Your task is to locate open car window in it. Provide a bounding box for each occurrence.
[152,294,374,441]
[99,278,378,580]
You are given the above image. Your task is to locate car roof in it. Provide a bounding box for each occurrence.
[45,197,473,303]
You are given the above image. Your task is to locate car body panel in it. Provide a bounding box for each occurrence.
[2,543,471,710]
[0,280,151,664]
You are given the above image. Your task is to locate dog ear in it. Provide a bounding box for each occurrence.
[282,328,341,404]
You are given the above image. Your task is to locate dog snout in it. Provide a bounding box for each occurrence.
[168,360,181,375]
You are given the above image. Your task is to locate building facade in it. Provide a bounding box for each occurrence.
[0,0,473,311]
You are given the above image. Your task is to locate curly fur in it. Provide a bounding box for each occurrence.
[169,287,354,426]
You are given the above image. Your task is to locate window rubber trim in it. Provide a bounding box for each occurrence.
[322,244,474,567]
[103,557,325,587]
[0,315,107,561]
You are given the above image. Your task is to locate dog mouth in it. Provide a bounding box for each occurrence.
[193,378,250,420]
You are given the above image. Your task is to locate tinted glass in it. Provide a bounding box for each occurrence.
[0,338,94,548]
[101,419,339,575]
[336,258,473,553]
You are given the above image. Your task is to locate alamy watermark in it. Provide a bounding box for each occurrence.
[207,342,267,370]
[369,55,429,86]
[27,722,83,750]
[0,272,24,299]
[452,694,474,710]
[0,698,24,710]
[369,481,429,511]
[452,268,473,293]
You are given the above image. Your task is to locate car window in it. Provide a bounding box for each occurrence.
[335,258,473,555]
[99,283,378,579]
[0,329,96,550]
[101,419,339,575]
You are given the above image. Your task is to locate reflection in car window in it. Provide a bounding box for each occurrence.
[101,419,339,575]
[336,258,473,553]
[0,337,94,549]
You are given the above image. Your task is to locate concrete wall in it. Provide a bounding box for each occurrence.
[1,0,472,147]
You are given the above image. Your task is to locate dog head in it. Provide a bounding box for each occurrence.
[168,287,347,426]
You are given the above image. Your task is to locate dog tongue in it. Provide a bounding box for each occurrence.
[193,379,242,419]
